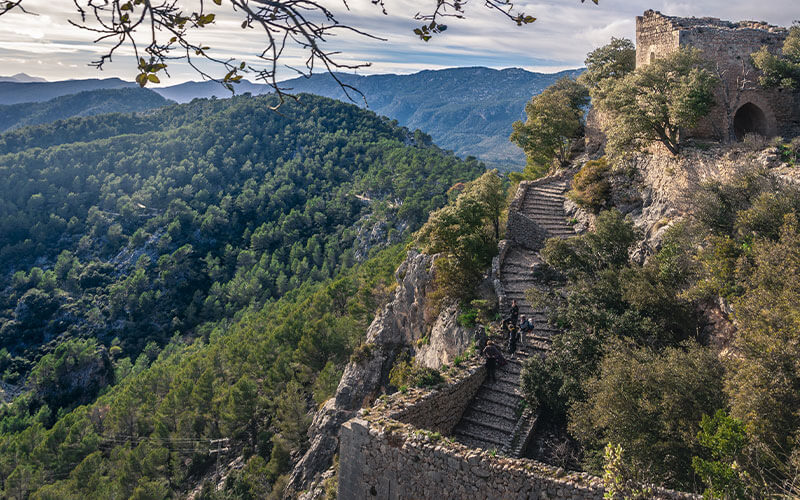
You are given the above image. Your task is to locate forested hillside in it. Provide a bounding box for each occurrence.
[0,88,171,133]
[0,95,483,496]
[0,67,581,169]
[280,67,583,168]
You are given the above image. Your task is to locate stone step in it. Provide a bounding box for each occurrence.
[484,379,521,397]
[520,207,571,220]
[474,386,520,409]
[453,421,510,447]
[459,411,517,434]
[500,273,536,281]
[523,200,564,210]
[502,257,537,266]
[530,185,566,193]
[470,399,520,422]
[537,221,574,230]
[526,192,565,200]
[519,214,572,223]
[525,189,565,200]
[528,192,566,200]
[495,367,521,383]
[537,220,573,228]
[452,425,508,450]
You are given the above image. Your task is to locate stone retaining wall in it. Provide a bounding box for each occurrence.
[507,211,549,251]
[388,365,485,434]
[337,357,698,500]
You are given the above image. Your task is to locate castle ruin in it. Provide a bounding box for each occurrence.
[635,10,799,142]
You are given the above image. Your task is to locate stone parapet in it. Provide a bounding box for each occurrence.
[507,210,549,251]
[337,355,698,500]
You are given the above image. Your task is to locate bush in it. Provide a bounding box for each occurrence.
[569,341,725,488]
[349,343,374,364]
[389,354,444,389]
[457,308,478,327]
[568,158,611,213]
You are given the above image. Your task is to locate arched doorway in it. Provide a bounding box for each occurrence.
[733,102,768,141]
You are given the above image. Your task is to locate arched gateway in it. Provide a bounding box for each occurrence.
[733,102,769,141]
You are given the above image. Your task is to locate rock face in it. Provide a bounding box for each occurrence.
[286,250,474,496]
[415,302,473,369]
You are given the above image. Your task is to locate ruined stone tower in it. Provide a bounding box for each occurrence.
[635,10,799,142]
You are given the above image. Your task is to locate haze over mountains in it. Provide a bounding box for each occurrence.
[0,73,47,83]
[0,88,170,133]
[0,67,582,167]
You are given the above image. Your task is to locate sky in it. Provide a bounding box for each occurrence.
[0,0,796,83]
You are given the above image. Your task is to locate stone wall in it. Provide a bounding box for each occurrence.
[505,175,571,252]
[506,210,549,251]
[388,364,486,434]
[287,251,474,496]
[635,10,799,142]
[337,357,699,500]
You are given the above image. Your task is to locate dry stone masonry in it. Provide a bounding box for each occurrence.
[636,10,800,142]
[337,356,697,499]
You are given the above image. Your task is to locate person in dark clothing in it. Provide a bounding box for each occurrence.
[519,314,534,346]
[509,299,519,326]
[475,325,487,352]
[507,323,519,354]
[482,341,504,382]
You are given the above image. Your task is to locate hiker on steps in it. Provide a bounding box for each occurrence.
[509,299,519,326]
[507,322,520,355]
[482,341,505,382]
[519,315,534,346]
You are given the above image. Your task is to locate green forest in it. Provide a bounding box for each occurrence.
[0,93,484,498]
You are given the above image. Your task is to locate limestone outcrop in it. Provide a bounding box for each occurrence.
[286,250,474,497]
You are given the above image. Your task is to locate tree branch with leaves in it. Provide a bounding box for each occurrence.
[0,0,600,103]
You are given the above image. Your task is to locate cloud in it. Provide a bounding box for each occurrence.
[0,0,796,82]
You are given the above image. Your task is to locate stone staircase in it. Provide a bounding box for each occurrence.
[451,175,577,456]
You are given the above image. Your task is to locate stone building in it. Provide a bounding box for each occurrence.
[635,10,799,142]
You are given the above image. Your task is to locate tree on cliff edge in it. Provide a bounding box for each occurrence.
[511,77,590,178]
[415,170,506,299]
[594,46,717,156]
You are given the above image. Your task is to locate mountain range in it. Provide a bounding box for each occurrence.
[0,73,47,83]
[0,88,170,133]
[0,67,583,167]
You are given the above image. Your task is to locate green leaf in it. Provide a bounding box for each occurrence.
[147,74,160,83]
[135,73,148,87]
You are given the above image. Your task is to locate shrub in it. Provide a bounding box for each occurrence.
[349,343,374,364]
[389,354,444,389]
[457,308,478,327]
[568,158,611,213]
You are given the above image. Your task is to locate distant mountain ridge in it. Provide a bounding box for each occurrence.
[280,67,584,167]
[0,67,583,167]
[0,88,171,133]
[0,77,135,105]
[0,73,47,83]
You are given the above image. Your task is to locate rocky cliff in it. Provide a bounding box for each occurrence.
[286,250,475,497]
